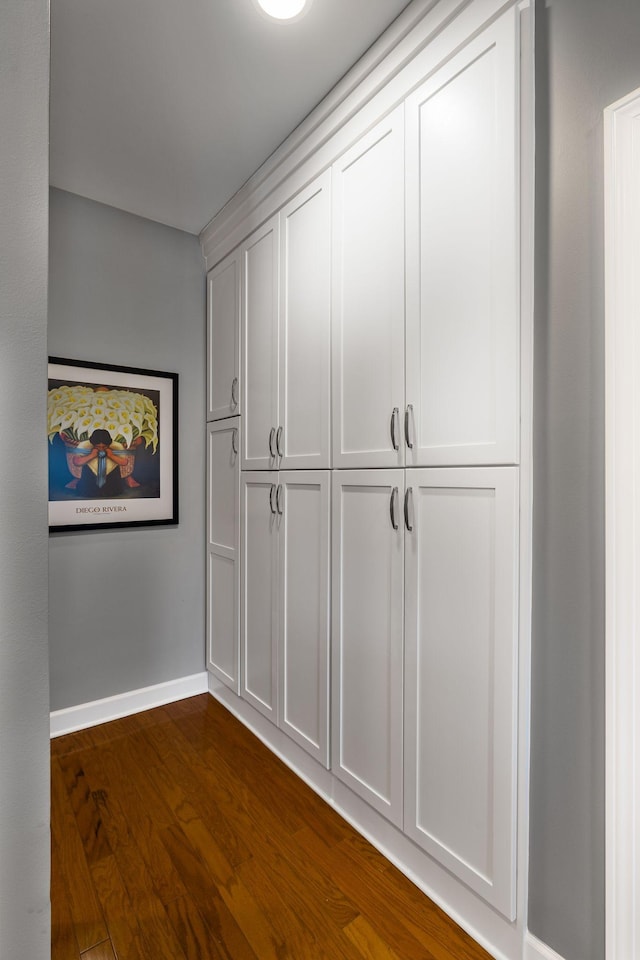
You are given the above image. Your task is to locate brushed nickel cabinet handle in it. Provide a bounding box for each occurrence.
[390,486,399,530]
[390,407,400,451]
[268,427,276,458]
[276,483,283,516]
[231,428,238,455]
[231,377,239,409]
[269,483,276,515]
[405,404,414,450]
[404,487,414,532]
[276,425,283,458]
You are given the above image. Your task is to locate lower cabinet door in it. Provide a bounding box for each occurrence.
[278,471,330,767]
[403,466,519,919]
[241,471,279,721]
[331,470,405,825]
[207,419,240,692]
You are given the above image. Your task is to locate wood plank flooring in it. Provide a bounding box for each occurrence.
[51,693,494,960]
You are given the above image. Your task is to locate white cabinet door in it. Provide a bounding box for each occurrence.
[404,466,518,919]
[332,470,404,824]
[405,9,519,466]
[207,250,240,421]
[279,173,331,469]
[332,107,406,469]
[242,216,279,470]
[206,419,240,691]
[241,472,279,721]
[278,471,330,767]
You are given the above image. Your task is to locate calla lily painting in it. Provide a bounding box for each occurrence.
[48,358,178,531]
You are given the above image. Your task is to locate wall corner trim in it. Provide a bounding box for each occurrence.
[50,672,209,737]
[523,933,567,960]
[605,85,640,960]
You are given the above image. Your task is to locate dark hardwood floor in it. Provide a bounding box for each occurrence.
[51,693,494,960]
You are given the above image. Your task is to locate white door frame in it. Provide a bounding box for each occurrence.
[604,85,640,960]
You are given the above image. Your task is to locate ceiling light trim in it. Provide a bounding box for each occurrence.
[253,0,312,23]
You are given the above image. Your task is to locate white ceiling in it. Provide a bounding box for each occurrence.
[50,0,413,236]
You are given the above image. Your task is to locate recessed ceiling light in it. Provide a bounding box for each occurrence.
[254,0,311,22]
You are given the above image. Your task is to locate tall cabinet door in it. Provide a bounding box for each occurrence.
[332,107,406,469]
[242,216,280,470]
[207,250,240,421]
[279,173,332,469]
[332,470,404,825]
[241,472,279,721]
[404,466,519,919]
[207,419,240,692]
[405,9,519,466]
[278,471,330,767]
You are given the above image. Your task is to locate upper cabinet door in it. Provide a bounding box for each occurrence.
[279,172,332,469]
[332,107,406,469]
[405,9,519,466]
[242,215,280,470]
[207,250,240,421]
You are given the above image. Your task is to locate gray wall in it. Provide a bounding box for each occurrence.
[48,188,206,711]
[0,0,51,955]
[530,1,640,958]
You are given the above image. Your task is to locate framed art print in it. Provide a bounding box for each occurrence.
[48,357,178,531]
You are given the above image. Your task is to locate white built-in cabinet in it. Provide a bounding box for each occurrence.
[331,12,520,471]
[242,173,331,471]
[206,418,240,692]
[242,218,279,469]
[240,473,278,719]
[207,251,240,421]
[279,175,332,468]
[403,466,519,919]
[241,471,330,767]
[404,13,519,466]
[332,108,405,469]
[331,471,405,825]
[205,0,529,934]
[332,466,519,920]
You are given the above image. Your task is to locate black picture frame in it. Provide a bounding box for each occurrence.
[48,357,178,532]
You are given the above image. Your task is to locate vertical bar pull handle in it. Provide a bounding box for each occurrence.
[276,483,284,516]
[231,428,238,456]
[231,377,239,409]
[269,483,276,515]
[268,427,276,458]
[404,487,414,532]
[390,486,399,530]
[276,425,283,458]
[390,407,400,451]
[405,404,414,450]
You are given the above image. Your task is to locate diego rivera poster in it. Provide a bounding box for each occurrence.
[48,358,178,531]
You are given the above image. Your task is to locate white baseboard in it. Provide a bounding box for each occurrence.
[50,671,209,738]
[524,933,567,960]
